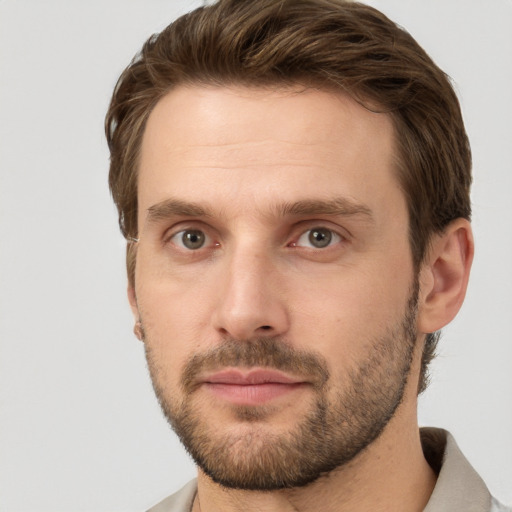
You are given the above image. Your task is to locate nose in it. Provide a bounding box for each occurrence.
[212,245,290,340]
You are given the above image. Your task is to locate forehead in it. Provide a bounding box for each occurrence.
[138,85,402,224]
[142,85,395,159]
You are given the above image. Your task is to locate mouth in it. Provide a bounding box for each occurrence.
[201,368,309,406]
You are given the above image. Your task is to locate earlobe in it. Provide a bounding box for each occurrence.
[417,219,474,334]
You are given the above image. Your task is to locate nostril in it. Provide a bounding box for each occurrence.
[260,325,272,330]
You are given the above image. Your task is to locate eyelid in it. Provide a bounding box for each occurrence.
[160,220,348,251]
[169,229,210,250]
[162,222,219,249]
[290,221,349,244]
[163,219,208,239]
[291,229,341,250]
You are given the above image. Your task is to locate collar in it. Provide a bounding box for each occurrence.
[422,427,492,511]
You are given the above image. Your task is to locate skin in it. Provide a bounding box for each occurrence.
[129,85,473,512]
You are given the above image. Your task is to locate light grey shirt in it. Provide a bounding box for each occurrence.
[147,428,510,512]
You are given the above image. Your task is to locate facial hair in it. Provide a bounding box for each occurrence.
[143,282,419,491]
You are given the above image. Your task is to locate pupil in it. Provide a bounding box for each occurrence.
[309,228,331,248]
[183,230,205,249]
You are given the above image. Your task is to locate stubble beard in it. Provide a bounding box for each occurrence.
[143,284,419,491]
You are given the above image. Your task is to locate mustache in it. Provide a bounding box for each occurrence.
[181,337,330,394]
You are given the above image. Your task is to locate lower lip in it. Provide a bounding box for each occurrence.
[204,382,306,405]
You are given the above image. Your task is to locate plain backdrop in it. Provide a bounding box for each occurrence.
[0,0,511,510]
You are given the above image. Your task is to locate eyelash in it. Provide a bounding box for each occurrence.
[291,227,343,249]
[167,229,217,251]
[164,224,346,253]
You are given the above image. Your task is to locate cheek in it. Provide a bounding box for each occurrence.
[289,257,414,362]
[135,268,214,375]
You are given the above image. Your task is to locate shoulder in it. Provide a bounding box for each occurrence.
[146,480,197,512]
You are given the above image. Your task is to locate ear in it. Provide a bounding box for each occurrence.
[126,240,139,320]
[128,284,139,321]
[417,218,474,334]
[128,285,145,341]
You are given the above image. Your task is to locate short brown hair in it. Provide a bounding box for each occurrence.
[105,0,472,393]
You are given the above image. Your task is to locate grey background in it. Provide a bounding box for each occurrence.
[0,0,510,510]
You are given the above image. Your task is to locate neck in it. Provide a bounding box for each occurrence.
[192,413,436,512]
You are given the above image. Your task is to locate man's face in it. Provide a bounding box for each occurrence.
[133,85,419,489]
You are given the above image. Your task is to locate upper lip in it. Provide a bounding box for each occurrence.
[203,369,305,385]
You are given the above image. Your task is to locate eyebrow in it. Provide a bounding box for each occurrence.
[275,198,373,219]
[145,198,212,225]
[144,196,373,227]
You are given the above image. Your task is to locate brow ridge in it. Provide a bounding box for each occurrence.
[144,196,373,227]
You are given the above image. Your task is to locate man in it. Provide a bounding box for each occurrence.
[105,0,510,510]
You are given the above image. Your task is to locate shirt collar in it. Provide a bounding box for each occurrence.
[422,427,492,512]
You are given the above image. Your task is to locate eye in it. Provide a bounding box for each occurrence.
[295,227,342,249]
[169,229,209,250]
